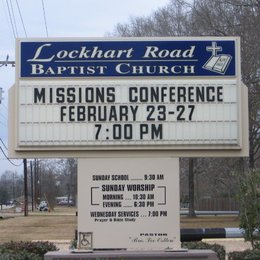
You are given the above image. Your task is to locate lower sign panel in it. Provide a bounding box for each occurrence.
[78,157,180,250]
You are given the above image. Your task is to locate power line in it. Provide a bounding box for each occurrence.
[0,138,22,167]
[5,0,17,39]
[9,0,19,37]
[1,0,14,49]
[0,145,22,167]
[15,0,27,37]
[0,138,8,150]
[41,0,48,37]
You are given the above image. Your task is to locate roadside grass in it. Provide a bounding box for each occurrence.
[0,207,239,243]
[0,207,77,242]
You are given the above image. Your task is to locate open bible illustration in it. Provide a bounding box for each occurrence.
[203,42,232,74]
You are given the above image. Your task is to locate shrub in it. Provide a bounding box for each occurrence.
[238,170,260,250]
[228,249,260,260]
[182,241,226,260]
[0,250,40,260]
[0,241,58,259]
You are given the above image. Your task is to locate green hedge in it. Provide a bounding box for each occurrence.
[0,251,41,260]
[182,241,226,260]
[228,249,260,260]
[0,241,58,259]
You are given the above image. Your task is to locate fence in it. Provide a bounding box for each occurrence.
[196,198,239,211]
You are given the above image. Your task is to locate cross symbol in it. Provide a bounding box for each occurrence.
[206,42,222,56]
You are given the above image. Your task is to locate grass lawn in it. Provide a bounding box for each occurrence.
[0,207,240,243]
[0,207,77,243]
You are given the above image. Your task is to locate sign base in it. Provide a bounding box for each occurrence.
[45,249,218,259]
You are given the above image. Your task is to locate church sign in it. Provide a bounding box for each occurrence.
[9,37,248,251]
[13,37,246,154]
[19,39,235,77]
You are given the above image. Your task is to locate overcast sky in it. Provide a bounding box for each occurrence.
[0,0,170,174]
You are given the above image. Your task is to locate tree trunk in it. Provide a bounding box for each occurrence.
[188,158,196,217]
[249,143,255,170]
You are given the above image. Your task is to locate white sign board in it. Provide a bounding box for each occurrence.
[78,157,180,250]
[18,79,238,147]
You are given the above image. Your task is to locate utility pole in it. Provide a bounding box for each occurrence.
[23,159,28,216]
[0,56,15,104]
[188,158,196,217]
[30,160,34,211]
[12,172,15,200]
[0,55,15,67]
[34,159,37,207]
[0,61,15,66]
[0,87,3,104]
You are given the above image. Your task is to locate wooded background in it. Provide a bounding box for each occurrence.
[0,0,259,214]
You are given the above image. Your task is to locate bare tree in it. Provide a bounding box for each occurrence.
[112,0,192,37]
[31,159,77,208]
[112,0,260,215]
[0,171,23,203]
[191,0,260,169]
[65,158,77,206]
